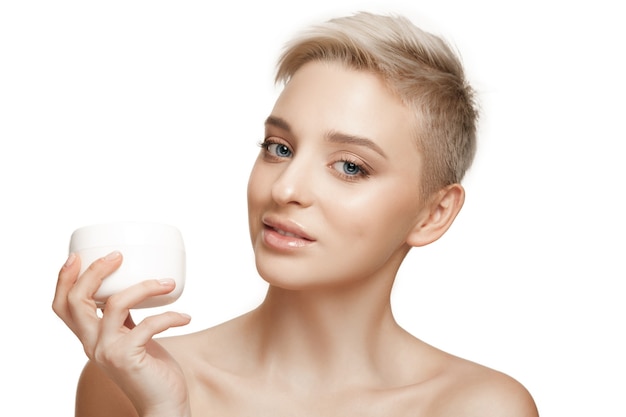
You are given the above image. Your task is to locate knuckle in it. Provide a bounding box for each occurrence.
[57,265,78,286]
[104,293,124,311]
[51,295,62,311]
[140,315,159,329]
[92,345,110,365]
[86,257,106,273]
[51,299,64,316]
[66,286,83,306]
[137,315,164,335]
[57,267,70,280]
[93,343,126,369]
[141,279,159,292]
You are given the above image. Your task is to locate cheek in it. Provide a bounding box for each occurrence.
[327,184,420,243]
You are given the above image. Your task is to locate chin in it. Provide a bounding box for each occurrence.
[256,266,315,291]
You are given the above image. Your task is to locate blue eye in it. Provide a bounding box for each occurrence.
[262,141,292,158]
[342,161,361,176]
[274,144,292,157]
[331,160,367,178]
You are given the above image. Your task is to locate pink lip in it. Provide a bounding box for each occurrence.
[261,216,315,249]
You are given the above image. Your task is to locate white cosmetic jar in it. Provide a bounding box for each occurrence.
[69,222,185,308]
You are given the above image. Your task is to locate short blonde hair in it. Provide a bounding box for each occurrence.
[276,12,478,197]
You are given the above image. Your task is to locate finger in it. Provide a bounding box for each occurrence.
[128,311,192,347]
[71,251,124,299]
[52,252,82,324]
[100,279,178,335]
[67,251,124,337]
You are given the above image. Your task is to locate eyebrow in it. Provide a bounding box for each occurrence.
[265,115,291,132]
[265,115,387,158]
[326,131,387,158]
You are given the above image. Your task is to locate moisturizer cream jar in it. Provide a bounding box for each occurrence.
[69,222,185,308]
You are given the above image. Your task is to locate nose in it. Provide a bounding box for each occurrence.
[271,156,314,207]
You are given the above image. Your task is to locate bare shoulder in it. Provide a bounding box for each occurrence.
[426,357,538,417]
[75,360,138,417]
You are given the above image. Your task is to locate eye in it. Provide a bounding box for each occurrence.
[260,140,292,158]
[339,161,361,175]
[331,159,369,180]
[269,143,292,157]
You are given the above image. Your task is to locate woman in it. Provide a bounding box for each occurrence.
[53,12,538,417]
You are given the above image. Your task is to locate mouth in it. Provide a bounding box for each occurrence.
[261,217,315,249]
[271,227,306,239]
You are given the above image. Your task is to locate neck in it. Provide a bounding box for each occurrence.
[244,263,410,389]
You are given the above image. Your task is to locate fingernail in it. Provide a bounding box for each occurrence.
[64,253,76,267]
[104,251,121,261]
[158,278,175,286]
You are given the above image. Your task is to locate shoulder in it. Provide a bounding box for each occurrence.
[75,360,138,417]
[428,359,538,417]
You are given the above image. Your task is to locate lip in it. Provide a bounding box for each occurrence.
[261,215,316,249]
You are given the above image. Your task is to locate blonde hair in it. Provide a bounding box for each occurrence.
[275,12,478,196]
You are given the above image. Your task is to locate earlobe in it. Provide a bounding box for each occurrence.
[406,184,465,247]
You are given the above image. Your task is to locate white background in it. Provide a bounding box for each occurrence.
[1,1,624,416]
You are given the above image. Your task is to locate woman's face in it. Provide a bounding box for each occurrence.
[247,61,429,290]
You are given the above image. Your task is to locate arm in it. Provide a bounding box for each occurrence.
[76,360,138,417]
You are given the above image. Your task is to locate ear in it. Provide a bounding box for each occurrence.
[406,183,465,247]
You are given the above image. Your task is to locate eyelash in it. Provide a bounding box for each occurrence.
[259,139,292,159]
[258,139,370,181]
[333,156,370,181]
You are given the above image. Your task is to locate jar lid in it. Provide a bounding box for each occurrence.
[69,222,185,251]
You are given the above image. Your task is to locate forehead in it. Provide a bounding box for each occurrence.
[270,61,419,158]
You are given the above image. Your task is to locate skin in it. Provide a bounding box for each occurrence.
[53,61,538,417]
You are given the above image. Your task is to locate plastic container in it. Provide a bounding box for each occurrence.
[69,222,185,308]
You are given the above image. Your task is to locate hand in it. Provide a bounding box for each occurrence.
[52,251,192,417]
